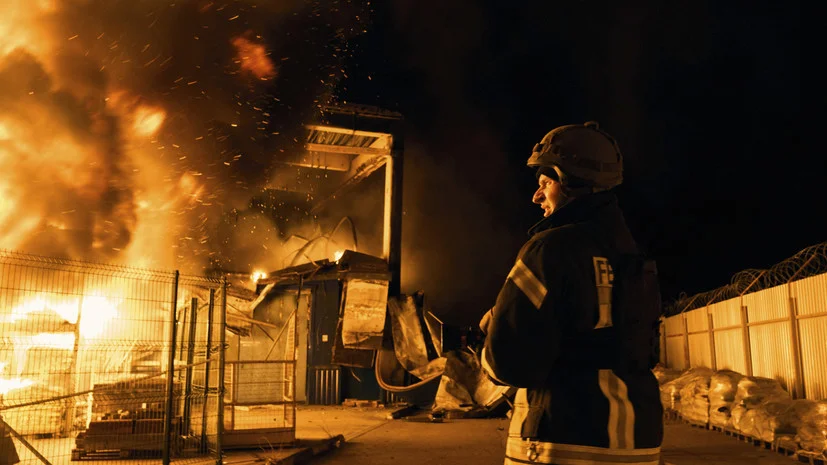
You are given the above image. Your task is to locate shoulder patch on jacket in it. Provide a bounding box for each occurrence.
[593,256,614,328]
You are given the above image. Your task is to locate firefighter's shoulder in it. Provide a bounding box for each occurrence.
[519,224,578,258]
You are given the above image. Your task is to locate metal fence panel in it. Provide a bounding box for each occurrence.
[687,333,712,368]
[0,251,223,464]
[684,308,708,333]
[713,328,747,374]
[797,316,827,400]
[709,300,740,328]
[749,321,796,393]
[175,275,225,464]
[792,274,827,317]
[663,271,827,402]
[743,285,789,322]
[664,315,684,336]
[665,335,686,370]
[220,286,297,450]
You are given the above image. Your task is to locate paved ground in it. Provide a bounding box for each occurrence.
[8,406,816,464]
[311,414,508,465]
[300,407,809,465]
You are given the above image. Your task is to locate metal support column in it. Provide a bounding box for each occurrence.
[215,278,227,465]
[183,298,198,433]
[382,144,404,297]
[740,303,754,377]
[707,310,717,371]
[682,313,691,368]
[163,270,180,465]
[200,289,215,452]
[787,286,805,399]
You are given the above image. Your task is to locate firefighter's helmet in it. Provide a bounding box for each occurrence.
[527,121,623,190]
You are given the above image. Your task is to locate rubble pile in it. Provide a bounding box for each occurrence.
[654,365,827,456]
[379,294,510,418]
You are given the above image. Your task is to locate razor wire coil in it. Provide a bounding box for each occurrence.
[665,241,827,315]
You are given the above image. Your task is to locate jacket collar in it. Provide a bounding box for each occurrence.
[528,191,618,237]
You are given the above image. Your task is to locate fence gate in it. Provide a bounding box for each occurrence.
[0,250,225,464]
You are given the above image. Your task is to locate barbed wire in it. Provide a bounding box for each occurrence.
[665,241,827,316]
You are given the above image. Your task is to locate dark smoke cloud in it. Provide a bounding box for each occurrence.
[344,1,805,325]
[0,0,371,272]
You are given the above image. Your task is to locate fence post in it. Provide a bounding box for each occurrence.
[63,294,84,436]
[740,302,754,377]
[707,309,717,371]
[787,285,805,399]
[215,277,227,465]
[200,289,215,452]
[682,313,691,368]
[183,298,198,434]
[163,270,180,465]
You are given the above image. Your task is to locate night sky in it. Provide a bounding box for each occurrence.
[333,2,813,326]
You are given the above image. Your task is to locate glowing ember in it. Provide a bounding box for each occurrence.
[231,35,276,80]
[251,270,267,282]
[333,250,345,262]
[132,105,166,136]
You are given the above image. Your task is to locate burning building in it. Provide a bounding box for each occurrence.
[0,0,403,462]
[0,101,405,462]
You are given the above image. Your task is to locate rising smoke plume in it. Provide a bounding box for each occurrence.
[0,0,370,272]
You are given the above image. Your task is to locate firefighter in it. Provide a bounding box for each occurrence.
[479,122,663,465]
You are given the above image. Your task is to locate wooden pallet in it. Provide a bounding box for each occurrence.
[796,451,827,465]
[774,437,798,456]
[676,414,709,430]
[71,448,161,461]
[703,421,825,464]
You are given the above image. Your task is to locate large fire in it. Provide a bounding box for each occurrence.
[6,293,119,340]
[0,293,120,397]
[0,1,370,271]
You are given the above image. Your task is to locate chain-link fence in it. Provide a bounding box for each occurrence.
[0,250,226,464]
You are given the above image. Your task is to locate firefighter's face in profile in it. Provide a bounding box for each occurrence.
[532,173,565,217]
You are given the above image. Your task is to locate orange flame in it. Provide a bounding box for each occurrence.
[133,105,166,137]
[0,361,34,395]
[231,36,276,80]
[7,293,120,339]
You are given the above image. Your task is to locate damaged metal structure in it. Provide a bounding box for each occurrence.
[253,104,406,405]
[254,104,511,415]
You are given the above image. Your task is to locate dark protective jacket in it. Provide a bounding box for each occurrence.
[480,191,663,465]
